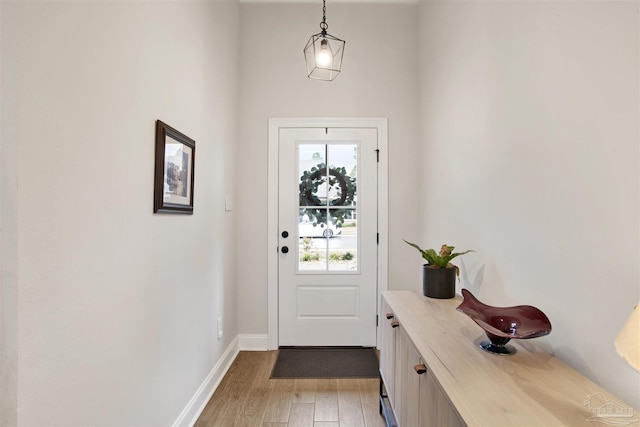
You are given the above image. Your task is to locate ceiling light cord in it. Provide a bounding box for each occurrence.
[320,0,328,35]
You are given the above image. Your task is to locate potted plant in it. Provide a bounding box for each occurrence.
[403,240,473,299]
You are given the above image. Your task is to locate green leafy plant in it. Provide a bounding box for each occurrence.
[300,237,315,252]
[403,240,473,273]
[329,251,355,261]
[329,252,342,261]
[300,252,320,262]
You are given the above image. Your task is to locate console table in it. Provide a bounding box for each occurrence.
[379,291,639,426]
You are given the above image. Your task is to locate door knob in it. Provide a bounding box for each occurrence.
[281,246,289,254]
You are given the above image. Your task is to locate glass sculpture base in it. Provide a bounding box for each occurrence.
[479,340,517,355]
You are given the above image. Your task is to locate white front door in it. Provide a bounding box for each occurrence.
[278,127,378,346]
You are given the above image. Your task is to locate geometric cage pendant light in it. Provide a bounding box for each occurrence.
[303,0,345,81]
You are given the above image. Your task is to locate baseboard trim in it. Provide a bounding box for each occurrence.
[238,334,269,351]
[172,336,239,427]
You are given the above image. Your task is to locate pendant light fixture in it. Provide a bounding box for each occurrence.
[303,0,345,81]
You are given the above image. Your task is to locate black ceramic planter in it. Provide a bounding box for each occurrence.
[422,265,457,299]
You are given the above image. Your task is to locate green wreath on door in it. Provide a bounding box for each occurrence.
[299,163,356,227]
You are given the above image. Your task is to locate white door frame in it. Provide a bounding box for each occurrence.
[267,117,389,350]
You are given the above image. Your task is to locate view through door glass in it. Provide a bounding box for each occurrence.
[298,143,358,272]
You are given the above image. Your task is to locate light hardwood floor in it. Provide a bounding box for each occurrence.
[195,351,387,427]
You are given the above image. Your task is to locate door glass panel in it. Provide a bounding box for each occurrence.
[299,144,327,207]
[298,143,358,272]
[329,208,357,271]
[327,144,357,208]
[298,208,325,270]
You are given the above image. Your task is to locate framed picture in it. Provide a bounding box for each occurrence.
[154,120,195,214]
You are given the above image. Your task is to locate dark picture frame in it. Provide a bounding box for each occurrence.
[153,120,195,214]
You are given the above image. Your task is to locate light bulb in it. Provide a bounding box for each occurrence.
[316,39,332,68]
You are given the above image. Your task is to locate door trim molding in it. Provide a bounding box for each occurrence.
[267,117,389,350]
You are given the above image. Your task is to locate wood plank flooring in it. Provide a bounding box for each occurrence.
[195,351,387,427]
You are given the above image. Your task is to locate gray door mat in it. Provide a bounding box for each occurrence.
[270,347,379,379]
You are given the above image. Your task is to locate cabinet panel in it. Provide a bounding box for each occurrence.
[420,370,464,427]
[380,298,396,406]
[395,326,422,427]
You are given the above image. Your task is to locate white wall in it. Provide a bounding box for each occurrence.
[0,0,19,422]
[236,3,421,335]
[0,1,239,424]
[418,0,639,410]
